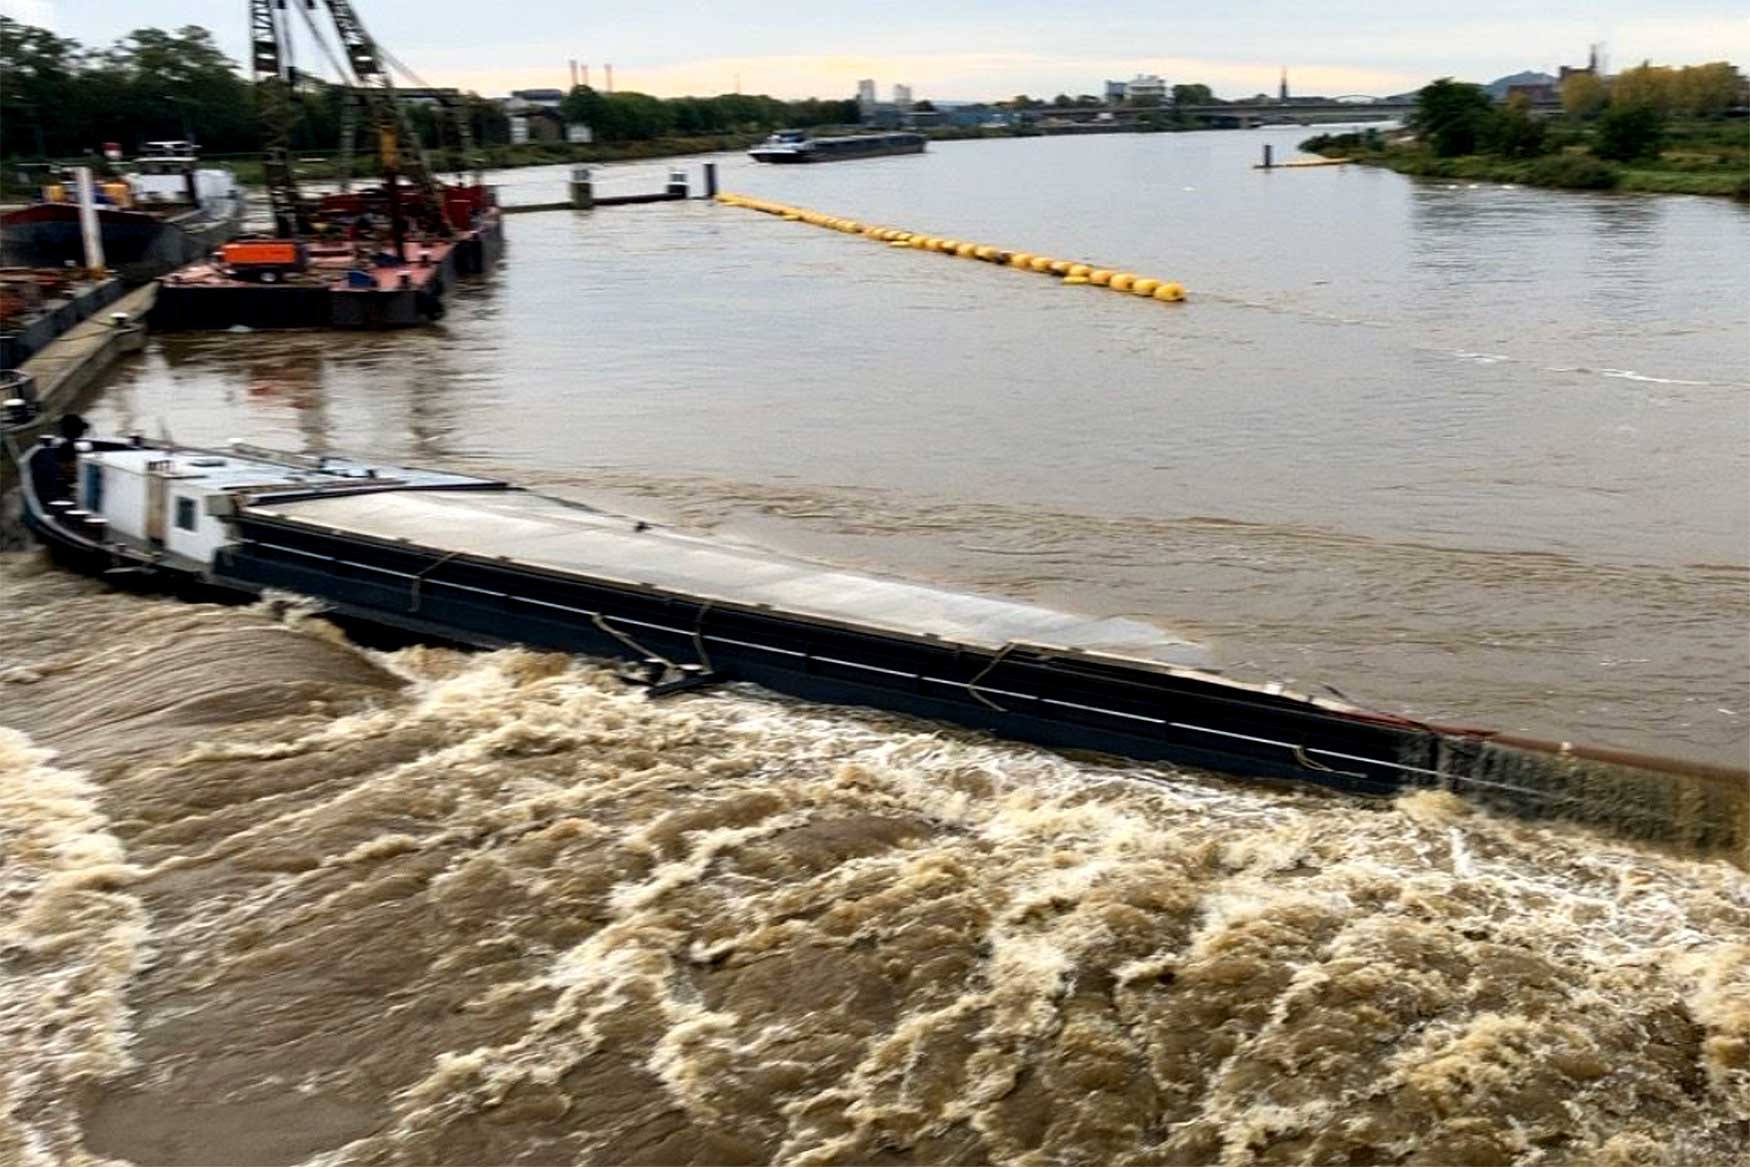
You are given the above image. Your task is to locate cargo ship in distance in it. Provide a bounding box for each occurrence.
[750,130,927,163]
[15,430,1745,830]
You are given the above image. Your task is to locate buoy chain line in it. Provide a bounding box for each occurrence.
[716,193,1187,303]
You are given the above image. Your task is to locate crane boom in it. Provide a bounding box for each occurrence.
[249,0,307,236]
[319,0,452,235]
[248,0,459,239]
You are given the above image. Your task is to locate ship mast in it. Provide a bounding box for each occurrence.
[249,0,307,237]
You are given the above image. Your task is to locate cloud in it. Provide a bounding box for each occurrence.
[0,0,56,28]
[438,52,1430,101]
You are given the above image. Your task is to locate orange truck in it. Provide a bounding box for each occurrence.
[220,240,309,281]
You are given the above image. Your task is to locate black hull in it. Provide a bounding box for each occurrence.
[0,204,242,281]
[214,509,1431,796]
[750,141,928,164]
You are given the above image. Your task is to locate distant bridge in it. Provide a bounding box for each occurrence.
[1166,100,1420,126]
[1028,95,1566,130]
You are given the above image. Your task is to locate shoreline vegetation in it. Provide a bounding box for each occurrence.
[1304,73,1748,200]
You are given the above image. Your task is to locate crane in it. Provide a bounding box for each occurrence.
[248,0,456,240]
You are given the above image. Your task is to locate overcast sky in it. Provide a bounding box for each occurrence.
[5,0,1746,101]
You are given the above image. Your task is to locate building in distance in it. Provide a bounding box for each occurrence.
[1103,74,1169,104]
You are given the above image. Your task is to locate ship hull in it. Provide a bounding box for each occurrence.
[13,437,1744,854]
[750,135,927,163]
[0,202,242,280]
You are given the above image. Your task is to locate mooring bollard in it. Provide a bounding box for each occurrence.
[569,165,594,210]
[702,162,718,199]
[666,169,689,199]
[1262,143,1274,169]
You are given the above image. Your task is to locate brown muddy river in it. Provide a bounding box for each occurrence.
[87,130,1750,767]
[2,129,1747,1165]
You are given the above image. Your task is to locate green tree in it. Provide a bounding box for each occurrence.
[1172,83,1214,106]
[1593,103,1664,162]
[1671,62,1743,116]
[1,18,88,157]
[103,26,254,151]
[1411,77,1494,156]
[1560,72,1606,118]
[1610,63,1675,114]
[1482,94,1548,159]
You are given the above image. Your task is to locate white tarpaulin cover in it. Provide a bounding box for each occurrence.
[251,488,1208,667]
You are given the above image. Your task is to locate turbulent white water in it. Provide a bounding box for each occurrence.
[2,553,1746,1166]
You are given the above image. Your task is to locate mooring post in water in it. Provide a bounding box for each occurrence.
[569,165,594,209]
[702,162,718,199]
[1262,143,1274,169]
[666,169,689,199]
[72,166,106,277]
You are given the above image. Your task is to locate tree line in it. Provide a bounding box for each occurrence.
[558,88,857,141]
[1408,62,1742,168]
[0,17,859,162]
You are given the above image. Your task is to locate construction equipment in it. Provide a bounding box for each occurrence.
[247,0,457,239]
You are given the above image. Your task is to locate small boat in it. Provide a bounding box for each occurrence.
[14,429,1743,832]
[0,142,244,279]
[749,130,927,164]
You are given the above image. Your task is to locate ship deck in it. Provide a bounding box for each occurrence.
[243,487,1209,668]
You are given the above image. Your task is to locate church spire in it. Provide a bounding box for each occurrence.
[1278,66,1289,102]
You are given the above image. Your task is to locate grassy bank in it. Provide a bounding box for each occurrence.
[1305,119,1750,199]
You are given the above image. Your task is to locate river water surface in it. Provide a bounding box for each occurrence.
[4,128,1748,1166]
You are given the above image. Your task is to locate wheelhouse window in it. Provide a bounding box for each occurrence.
[175,497,198,532]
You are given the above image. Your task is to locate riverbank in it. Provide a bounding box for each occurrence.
[1305,120,1750,199]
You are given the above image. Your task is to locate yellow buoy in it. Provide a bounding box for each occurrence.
[1154,282,1186,302]
[955,242,977,258]
[1049,259,1073,275]
[1062,275,1090,285]
[889,239,911,247]
[1029,256,1055,272]
[782,212,801,221]
[1088,269,1114,286]
[975,246,998,261]
[1132,277,1161,296]
[1009,252,1034,268]
[1110,273,1136,292]
[1067,264,1091,278]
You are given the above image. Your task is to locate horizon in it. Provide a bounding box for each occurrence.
[2,0,1745,103]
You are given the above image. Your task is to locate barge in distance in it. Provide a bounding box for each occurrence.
[12,431,1747,822]
[750,130,927,163]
